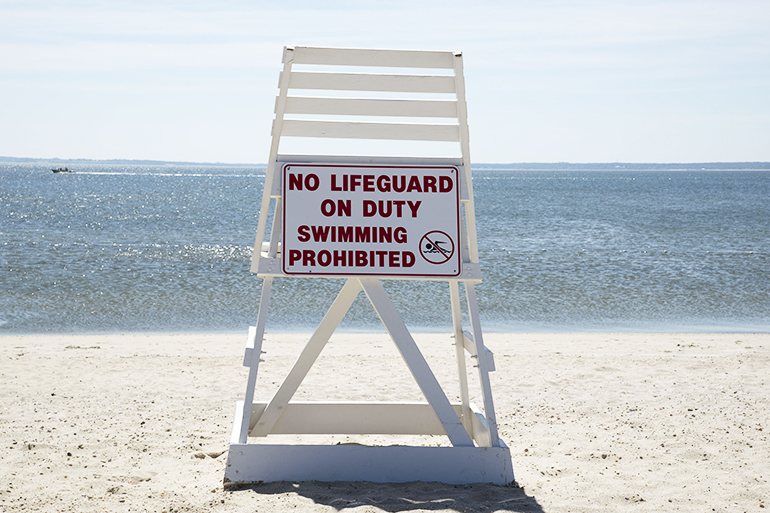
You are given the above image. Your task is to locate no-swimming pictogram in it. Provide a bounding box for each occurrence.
[419,230,455,265]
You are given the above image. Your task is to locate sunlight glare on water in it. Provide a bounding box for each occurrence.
[1,163,768,333]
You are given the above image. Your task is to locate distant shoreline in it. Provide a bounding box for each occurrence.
[0,156,262,167]
[2,156,770,170]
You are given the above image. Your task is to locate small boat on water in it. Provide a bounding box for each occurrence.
[52,167,73,173]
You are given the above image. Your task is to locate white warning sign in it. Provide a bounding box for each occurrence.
[281,163,461,277]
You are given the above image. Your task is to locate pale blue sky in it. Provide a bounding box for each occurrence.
[1,0,768,163]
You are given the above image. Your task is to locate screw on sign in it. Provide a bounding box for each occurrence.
[419,230,455,265]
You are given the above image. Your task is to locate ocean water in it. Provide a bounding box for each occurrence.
[2,163,769,334]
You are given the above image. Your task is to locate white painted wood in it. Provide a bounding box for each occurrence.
[243,401,493,445]
[231,47,511,484]
[281,119,460,142]
[254,256,282,275]
[267,198,282,257]
[465,283,500,447]
[453,53,480,264]
[449,281,472,435]
[286,71,456,93]
[359,278,473,447]
[277,154,463,166]
[225,442,514,485]
[259,242,282,257]
[243,326,257,367]
[238,277,272,443]
[462,330,496,372]
[230,401,245,445]
[459,169,470,201]
[470,403,493,448]
[457,206,471,264]
[249,401,468,435]
[269,172,281,197]
[251,49,294,274]
[283,96,458,117]
[289,46,456,69]
[251,279,363,437]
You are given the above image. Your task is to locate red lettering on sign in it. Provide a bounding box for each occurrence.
[377,175,391,192]
[283,164,459,277]
[320,199,351,217]
[362,200,422,218]
[319,172,452,194]
[287,173,320,191]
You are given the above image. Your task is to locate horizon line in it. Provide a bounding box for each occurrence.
[2,156,770,168]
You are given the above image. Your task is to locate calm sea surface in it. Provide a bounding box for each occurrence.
[2,163,769,334]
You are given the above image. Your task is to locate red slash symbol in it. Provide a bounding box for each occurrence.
[419,230,455,264]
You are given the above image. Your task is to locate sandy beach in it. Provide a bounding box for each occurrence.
[1,331,767,512]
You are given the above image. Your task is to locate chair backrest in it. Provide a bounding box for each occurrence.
[274,46,470,159]
[253,46,480,271]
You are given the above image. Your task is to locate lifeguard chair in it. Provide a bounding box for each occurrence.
[225,46,513,485]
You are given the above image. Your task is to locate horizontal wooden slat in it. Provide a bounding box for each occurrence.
[225,437,514,485]
[285,72,456,93]
[243,326,257,367]
[281,119,460,141]
[247,400,492,446]
[287,46,456,69]
[260,242,280,255]
[276,155,463,167]
[461,330,495,371]
[250,401,464,435]
[283,96,458,118]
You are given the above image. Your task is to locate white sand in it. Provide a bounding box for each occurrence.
[1,332,767,512]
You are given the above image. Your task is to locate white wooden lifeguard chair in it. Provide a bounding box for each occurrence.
[225,46,513,485]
